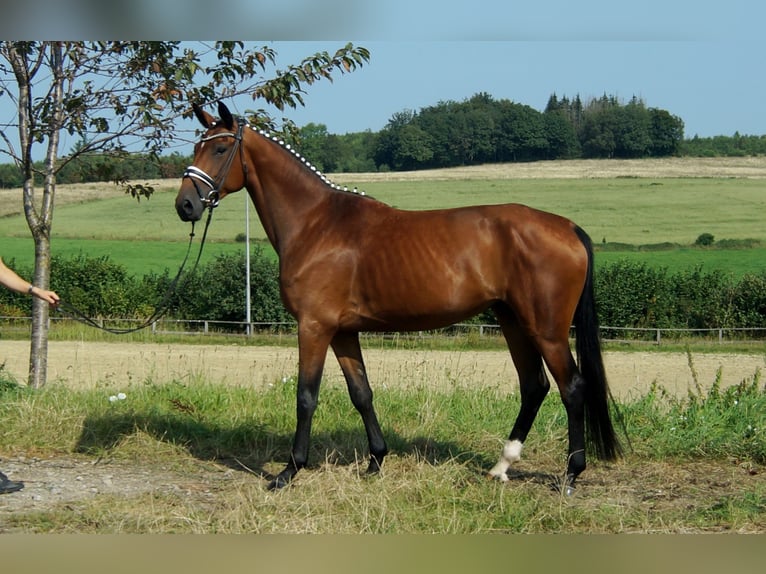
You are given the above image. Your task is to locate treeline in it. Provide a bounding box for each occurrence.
[373,93,685,170]
[2,254,765,335]
[0,151,190,189]
[1,92,764,188]
[681,132,766,157]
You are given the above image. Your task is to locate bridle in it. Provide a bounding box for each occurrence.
[182,120,247,210]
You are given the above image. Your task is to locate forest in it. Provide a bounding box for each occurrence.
[0,91,763,188]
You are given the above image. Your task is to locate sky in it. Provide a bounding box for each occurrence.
[260,39,763,140]
[1,1,763,159]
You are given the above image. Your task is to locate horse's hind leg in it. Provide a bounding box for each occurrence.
[331,331,388,474]
[488,304,551,481]
[537,340,587,491]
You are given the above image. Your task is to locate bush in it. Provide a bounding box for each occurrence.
[695,233,715,247]
[594,259,673,328]
[730,272,766,328]
[52,254,145,318]
[169,246,289,324]
[47,250,289,325]
[0,257,32,315]
[670,266,733,328]
[592,261,762,332]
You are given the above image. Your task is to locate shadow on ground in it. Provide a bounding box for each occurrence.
[73,411,497,486]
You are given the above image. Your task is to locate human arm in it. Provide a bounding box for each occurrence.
[0,257,60,306]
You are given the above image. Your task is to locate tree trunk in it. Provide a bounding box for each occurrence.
[27,232,52,389]
[7,41,64,388]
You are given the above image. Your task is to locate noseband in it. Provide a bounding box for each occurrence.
[183,121,246,210]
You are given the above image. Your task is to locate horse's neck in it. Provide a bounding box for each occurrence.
[244,133,331,255]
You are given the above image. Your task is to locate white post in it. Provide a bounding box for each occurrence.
[245,191,252,336]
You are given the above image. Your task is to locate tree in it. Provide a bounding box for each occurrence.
[542,108,579,159]
[374,109,434,170]
[649,108,684,156]
[295,123,347,173]
[580,97,621,158]
[614,97,652,158]
[496,100,548,162]
[0,41,370,387]
[296,122,332,170]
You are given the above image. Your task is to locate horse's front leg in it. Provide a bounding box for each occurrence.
[267,326,333,490]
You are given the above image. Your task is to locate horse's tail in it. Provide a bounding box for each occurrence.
[573,226,623,461]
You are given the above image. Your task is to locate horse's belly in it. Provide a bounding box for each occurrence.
[350,274,494,331]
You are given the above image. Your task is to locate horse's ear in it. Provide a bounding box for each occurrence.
[192,103,212,129]
[217,101,234,130]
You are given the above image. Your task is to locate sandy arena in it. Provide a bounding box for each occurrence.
[2,340,764,399]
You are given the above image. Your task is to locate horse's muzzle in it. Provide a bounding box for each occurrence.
[175,191,204,222]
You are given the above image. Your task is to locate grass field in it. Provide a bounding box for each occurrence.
[595,248,766,278]
[1,235,252,277]
[1,157,766,277]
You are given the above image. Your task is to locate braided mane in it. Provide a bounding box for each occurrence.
[249,124,369,198]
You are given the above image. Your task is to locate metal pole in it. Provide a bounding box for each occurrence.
[245,191,252,335]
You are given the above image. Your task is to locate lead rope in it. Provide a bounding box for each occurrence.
[57,206,215,335]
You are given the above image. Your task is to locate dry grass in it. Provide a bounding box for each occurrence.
[1,346,765,534]
[0,179,176,219]
[2,447,763,533]
[339,156,766,183]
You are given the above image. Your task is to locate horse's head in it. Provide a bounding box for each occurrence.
[175,101,247,222]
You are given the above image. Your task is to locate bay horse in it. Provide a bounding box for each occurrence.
[175,101,622,492]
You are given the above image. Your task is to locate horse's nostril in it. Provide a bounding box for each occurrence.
[176,197,197,221]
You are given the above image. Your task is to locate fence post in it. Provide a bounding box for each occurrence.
[656,329,661,346]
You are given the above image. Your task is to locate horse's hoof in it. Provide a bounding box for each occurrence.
[267,475,291,491]
[487,470,509,482]
[550,478,576,495]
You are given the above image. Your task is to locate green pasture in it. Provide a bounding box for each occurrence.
[595,247,766,278]
[352,177,766,247]
[1,176,765,277]
[2,236,257,277]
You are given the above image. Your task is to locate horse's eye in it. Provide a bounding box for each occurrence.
[215,145,227,155]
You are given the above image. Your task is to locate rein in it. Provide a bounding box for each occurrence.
[57,206,216,335]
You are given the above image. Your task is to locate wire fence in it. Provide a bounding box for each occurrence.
[3,316,766,346]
